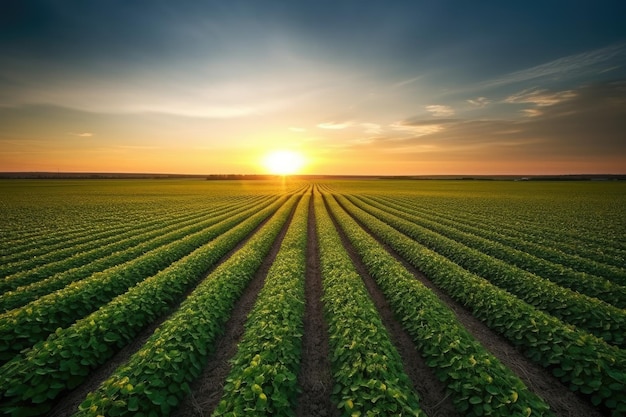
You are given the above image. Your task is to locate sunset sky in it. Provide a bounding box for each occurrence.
[1,1,625,175]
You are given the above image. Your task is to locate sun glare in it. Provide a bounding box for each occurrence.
[263,150,305,175]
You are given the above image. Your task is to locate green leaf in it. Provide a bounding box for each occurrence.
[469,395,482,404]
[128,396,140,411]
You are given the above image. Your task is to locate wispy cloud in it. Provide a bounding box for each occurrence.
[350,137,376,145]
[317,121,351,129]
[467,97,490,108]
[390,121,445,137]
[392,75,423,89]
[70,132,94,137]
[505,88,577,117]
[146,105,256,119]
[477,43,626,90]
[425,105,455,117]
[521,108,543,117]
[504,88,577,106]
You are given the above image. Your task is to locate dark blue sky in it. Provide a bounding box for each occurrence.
[1,0,625,174]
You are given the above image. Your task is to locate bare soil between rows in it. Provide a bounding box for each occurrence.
[294,191,337,417]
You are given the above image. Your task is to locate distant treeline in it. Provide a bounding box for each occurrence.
[0,172,207,179]
[206,174,278,180]
[0,172,338,180]
[384,175,626,181]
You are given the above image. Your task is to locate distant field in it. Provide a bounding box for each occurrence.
[0,179,624,417]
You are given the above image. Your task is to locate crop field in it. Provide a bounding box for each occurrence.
[0,179,625,417]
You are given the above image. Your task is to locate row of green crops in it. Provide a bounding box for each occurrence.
[372,194,626,282]
[323,192,553,417]
[333,194,626,416]
[0,195,282,364]
[0,194,294,416]
[0,197,245,281]
[0,181,217,259]
[0,179,307,261]
[319,180,626,262]
[365,194,626,294]
[0,194,270,282]
[314,191,426,417]
[0,204,156,262]
[0,196,273,312]
[345,195,626,347]
[71,192,302,417]
[213,193,310,416]
[0,192,260,264]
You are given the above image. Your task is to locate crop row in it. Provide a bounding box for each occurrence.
[0,194,268,279]
[0,202,220,281]
[370,194,626,287]
[0,200,185,264]
[1,219,152,279]
[213,193,310,416]
[0,194,295,416]
[0,195,271,296]
[324,192,553,416]
[314,191,425,416]
[345,195,626,348]
[0,211,142,262]
[335,194,626,416]
[0,196,273,312]
[374,193,626,271]
[0,187,272,263]
[70,192,301,417]
[0,196,281,365]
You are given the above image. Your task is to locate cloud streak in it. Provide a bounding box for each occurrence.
[467,97,490,107]
[317,121,352,129]
[389,121,445,137]
[425,105,455,117]
[475,43,626,91]
[504,88,577,107]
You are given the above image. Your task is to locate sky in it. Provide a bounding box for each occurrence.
[1,0,625,175]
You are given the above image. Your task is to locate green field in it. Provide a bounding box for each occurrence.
[0,179,624,417]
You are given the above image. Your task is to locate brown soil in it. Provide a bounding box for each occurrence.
[171,196,298,417]
[48,202,288,417]
[337,195,606,417]
[294,192,337,417]
[325,195,461,417]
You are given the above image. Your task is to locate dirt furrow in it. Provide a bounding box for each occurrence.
[325,195,460,417]
[295,191,336,417]
[336,195,605,417]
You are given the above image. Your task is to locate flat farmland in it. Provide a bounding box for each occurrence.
[0,179,624,417]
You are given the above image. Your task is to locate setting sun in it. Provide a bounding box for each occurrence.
[262,150,305,175]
